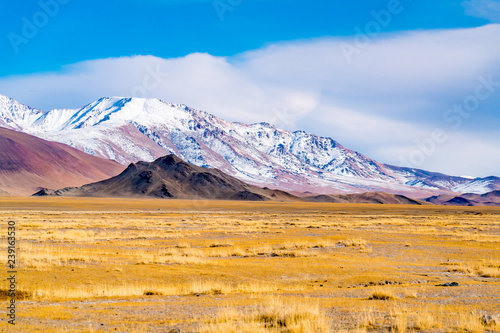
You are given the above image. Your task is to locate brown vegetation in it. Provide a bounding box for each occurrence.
[0,198,499,332]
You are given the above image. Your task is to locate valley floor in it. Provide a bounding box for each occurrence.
[0,198,499,332]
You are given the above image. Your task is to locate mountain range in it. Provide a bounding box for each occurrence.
[426,191,500,206]
[34,153,431,205]
[1,94,499,198]
[34,154,298,201]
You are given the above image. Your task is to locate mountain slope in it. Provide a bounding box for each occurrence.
[1,94,498,196]
[426,190,500,206]
[307,192,428,205]
[34,154,300,201]
[0,95,45,130]
[0,127,124,195]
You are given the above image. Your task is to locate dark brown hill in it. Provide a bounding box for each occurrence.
[34,154,301,201]
[426,190,500,206]
[0,127,124,195]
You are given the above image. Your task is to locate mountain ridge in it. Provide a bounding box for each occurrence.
[32,153,435,205]
[306,191,429,205]
[33,154,300,201]
[426,190,500,206]
[1,94,498,197]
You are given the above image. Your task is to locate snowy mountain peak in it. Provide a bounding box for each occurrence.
[0,95,46,131]
[28,97,196,133]
[0,94,498,196]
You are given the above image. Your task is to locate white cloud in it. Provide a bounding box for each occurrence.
[0,53,320,125]
[303,104,425,148]
[0,25,499,177]
[389,131,500,177]
[463,0,500,22]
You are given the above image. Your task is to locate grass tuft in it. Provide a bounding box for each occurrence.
[369,288,397,300]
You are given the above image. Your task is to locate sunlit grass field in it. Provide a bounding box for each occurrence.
[0,197,499,332]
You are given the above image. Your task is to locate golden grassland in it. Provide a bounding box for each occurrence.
[0,197,499,332]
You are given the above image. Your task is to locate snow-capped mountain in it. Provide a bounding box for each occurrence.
[1,94,498,196]
[0,94,45,130]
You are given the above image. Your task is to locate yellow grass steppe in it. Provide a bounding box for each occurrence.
[0,197,498,332]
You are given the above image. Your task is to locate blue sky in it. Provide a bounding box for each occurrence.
[0,0,490,75]
[1,0,500,177]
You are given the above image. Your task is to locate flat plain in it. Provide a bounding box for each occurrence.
[0,197,499,332]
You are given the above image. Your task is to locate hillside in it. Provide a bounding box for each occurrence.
[0,127,124,195]
[34,154,300,201]
[306,191,428,205]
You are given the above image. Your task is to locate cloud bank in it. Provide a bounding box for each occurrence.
[0,24,499,177]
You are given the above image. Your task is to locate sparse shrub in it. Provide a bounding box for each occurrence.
[369,288,396,300]
[209,241,233,248]
[477,267,500,278]
[0,289,32,300]
[359,244,373,253]
[175,241,190,248]
[447,263,474,275]
[210,288,223,295]
[338,238,367,247]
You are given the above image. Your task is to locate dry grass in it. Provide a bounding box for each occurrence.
[477,267,500,278]
[355,306,381,329]
[0,198,499,332]
[368,288,397,301]
[444,259,500,278]
[446,263,475,275]
[392,307,408,333]
[0,288,32,300]
[198,298,331,333]
[411,306,440,330]
[337,238,367,247]
[30,279,304,300]
[454,311,485,333]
